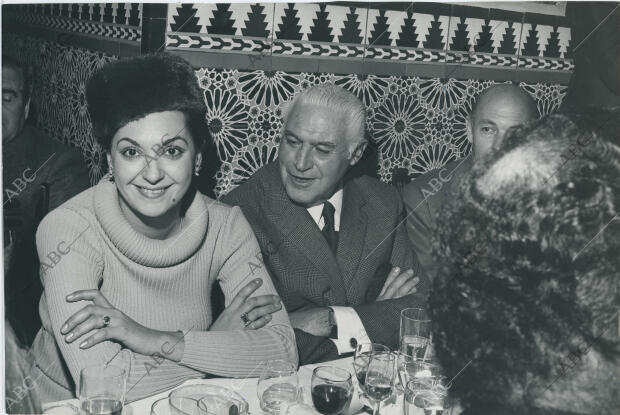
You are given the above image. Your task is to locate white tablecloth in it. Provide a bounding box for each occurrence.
[44,357,409,414]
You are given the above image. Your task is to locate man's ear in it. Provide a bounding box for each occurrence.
[349,140,368,166]
[466,116,473,143]
[24,98,31,121]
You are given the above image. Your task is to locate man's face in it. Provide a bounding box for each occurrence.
[278,103,365,207]
[2,67,30,143]
[468,92,535,161]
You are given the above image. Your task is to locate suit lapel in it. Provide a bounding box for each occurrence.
[337,180,368,296]
[264,164,348,305]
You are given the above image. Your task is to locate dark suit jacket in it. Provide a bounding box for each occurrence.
[3,124,91,345]
[401,156,473,280]
[223,162,428,364]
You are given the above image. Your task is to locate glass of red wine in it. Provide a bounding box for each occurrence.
[352,343,390,395]
[311,366,353,415]
[79,365,126,415]
[364,351,395,415]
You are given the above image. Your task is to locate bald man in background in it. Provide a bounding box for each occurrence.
[402,84,538,279]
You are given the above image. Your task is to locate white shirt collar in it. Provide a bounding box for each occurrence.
[306,189,343,231]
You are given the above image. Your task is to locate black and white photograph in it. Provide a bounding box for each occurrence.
[2,1,619,414]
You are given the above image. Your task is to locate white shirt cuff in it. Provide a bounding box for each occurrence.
[329,306,371,355]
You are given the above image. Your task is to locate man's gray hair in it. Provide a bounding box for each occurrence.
[282,84,367,152]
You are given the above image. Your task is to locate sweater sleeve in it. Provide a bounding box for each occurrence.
[36,208,203,402]
[179,206,299,375]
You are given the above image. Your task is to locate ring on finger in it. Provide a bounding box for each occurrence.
[240,312,251,327]
[102,315,111,328]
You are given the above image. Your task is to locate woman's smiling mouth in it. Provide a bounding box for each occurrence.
[135,185,171,198]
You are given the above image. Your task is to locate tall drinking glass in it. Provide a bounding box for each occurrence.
[365,351,396,415]
[79,365,126,415]
[399,308,431,359]
[311,366,353,415]
[257,360,299,414]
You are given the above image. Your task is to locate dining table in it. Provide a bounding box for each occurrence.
[42,357,412,415]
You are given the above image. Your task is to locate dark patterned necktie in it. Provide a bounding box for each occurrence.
[321,201,338,253]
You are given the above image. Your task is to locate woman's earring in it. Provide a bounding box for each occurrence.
[194,164,201,176]
[108,167,115,182]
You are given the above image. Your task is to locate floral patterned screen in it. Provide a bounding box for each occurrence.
[198,68,566,197]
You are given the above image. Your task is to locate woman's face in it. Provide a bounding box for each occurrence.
[107,111,201,221]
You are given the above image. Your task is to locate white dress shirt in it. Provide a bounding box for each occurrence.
[306,190,372,354]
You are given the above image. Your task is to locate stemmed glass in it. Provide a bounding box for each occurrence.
[310,366,353,415]
[256,360,299,414]
[150,397,206,414]
[364,351,396,415]
[352,343,390,396]
[397,351,443,392]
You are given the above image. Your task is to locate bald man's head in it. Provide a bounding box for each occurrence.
[468,84,538,162]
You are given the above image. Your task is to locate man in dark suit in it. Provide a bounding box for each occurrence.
[3,55,91,345]
[223,84,427,364]
[401,84,538,279]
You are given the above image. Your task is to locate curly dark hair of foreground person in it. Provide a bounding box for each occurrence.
[429,111,620,415]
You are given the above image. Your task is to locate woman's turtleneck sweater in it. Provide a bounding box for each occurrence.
[31,179,297,403]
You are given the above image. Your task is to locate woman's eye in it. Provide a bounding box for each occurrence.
[286,137,299,146]
[481,126,495,134]
[164,146,184,158]
[120,147,140,158]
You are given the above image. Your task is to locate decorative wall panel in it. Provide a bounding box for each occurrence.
[3,3,570,193]
[197,68,567,197]
[4,3,142,42]
[167,3,573,74]
[3,33,116,185]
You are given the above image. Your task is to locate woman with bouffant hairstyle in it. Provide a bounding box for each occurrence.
[429,112,620,415]
[30,53,296,404]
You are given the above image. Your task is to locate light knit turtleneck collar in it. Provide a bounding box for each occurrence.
[93,180,209,267]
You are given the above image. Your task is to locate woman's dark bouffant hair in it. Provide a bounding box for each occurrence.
[86,53,209,152]
[430,112,620,414]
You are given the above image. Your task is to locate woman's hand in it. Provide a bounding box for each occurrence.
[210,278,282,331]
[61,289,181,358]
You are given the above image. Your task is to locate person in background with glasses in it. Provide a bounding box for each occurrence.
[3,54,91,346]
[29,54,297,405]
[223,84,428,364]
[429,113,620,415]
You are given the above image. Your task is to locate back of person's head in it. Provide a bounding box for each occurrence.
[86,53,209,153]
[430,113,620,414]
[283,83,367,152]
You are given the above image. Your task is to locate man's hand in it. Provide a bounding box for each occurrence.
[377,267,419,301]
[289,307,333,337]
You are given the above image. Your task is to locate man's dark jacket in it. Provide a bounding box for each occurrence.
[223,162,428,364]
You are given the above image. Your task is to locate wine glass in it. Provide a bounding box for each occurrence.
[150,397,206,415]
[364,351,396,415]
[79,365,126,415]
[352,343,390,395]
[311,366,353,415]
[256,359,299,414]
[403,381,449,415]
[397,351,443,392]
[399,308,431,358]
